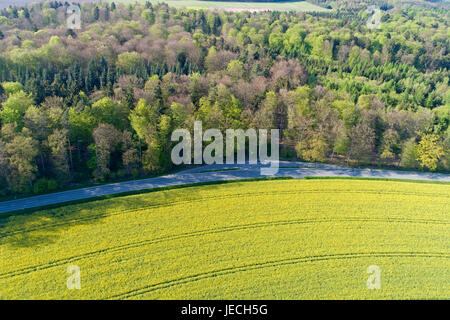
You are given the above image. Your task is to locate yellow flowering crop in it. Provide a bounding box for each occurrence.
[0,179,449,299]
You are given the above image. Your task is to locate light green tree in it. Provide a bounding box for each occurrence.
[1,82,23,96]
[400,138,418,168]
[117,52,144,72]
[416,134,445,171]
[295,132,328,162]
[5,131,39,193]
[91,97,129,130]
[227,60,244,81]
[130,99,161,171]
[1,90,34,114]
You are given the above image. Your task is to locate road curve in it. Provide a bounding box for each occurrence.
[0,161,449,214]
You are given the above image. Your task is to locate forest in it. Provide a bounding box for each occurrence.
[0,0,448,196]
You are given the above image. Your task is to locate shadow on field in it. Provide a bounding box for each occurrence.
[0,207,109,248]
[0,178,263,248]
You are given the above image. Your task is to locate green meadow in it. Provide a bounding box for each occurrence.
[113,0,330,12]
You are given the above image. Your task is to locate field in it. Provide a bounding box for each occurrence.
[0,179,449,299]
[114,0,330,12]
[1,0,330,11]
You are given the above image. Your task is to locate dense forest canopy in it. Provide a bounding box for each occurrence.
[0,0,448,196]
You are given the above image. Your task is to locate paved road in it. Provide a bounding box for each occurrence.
[1,161,449,213]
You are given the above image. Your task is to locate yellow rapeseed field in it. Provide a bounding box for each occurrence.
[0,179,449,299]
